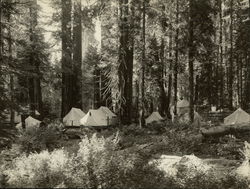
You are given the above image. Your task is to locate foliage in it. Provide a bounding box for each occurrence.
[3,131,250,188]
[5,149,70,188]
[16,123,63,154]
[4,133,169,188]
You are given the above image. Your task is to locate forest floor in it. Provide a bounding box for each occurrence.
[59,124,245,177]
[0,121,247,177]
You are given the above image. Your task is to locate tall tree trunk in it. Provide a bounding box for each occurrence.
[219,0,224,109]
[0,0,2,60]
[28,0,43,116]
[244,51,250,107]
[195,75,199,103]
[174,0,179,114]
[126,0,134,123]
[61,0,73,117]
[236,54,240,106]
[28,3,35,112]
[118,0,134,125]
[72,0,82,108]
[240,54,243,106]
[188,0,194,122]
[100,66,112,108]
[139,0,146,127]
[166,16,173,117]
[228,0,233,109]
[93,66,101,108]
[7,11,14,126]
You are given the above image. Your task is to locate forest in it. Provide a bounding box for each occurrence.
[1,0,250,188]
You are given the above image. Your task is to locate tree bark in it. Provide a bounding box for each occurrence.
[194,75,199,104]
[27,0,43,116]
[93,66,101,108]
[219,0,224,109]
[118,0,134,125]
[0,0,2,59]
[61,0,73,117]
[228,0,233,109]
[174,0,179,115]
[167,18,173,117]
[139,0,146,127]
[72,0,82,109]
[7,11,14,126]
[188,0,194,122]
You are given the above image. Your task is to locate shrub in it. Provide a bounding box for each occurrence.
[5,149,70,188]
[145,121,166,134]
[6,132,249,189]
[16,124,63,153]
[64,133,147,188]
[153,154,249,189]
[220,173,249,189]
[5,133,169,189]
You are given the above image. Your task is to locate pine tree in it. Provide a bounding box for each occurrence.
[61,0,73,117]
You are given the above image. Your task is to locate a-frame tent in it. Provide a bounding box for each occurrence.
[63,108,86,126]
[224,108,250,125]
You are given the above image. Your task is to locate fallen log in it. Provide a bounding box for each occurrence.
[201,123,250,138]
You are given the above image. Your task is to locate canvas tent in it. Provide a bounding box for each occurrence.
[98,106,116,117]
[25,116,41,129]
[63,108,86,126]
[80,109,112,127]
[35,110,40,116]
[224,108,250,125]
[177,99,189,116]
[146,112,164,124]
[98,106,117,125]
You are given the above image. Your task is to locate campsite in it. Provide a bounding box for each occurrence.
[1,0,250,188]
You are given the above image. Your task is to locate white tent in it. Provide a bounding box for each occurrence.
[25,116,41,129]
[98,106,117,125]
[80,109,111,127]
[35,110,40,116]
[177,99,189,116]
[98,106,116,117]
[224,108,250,125]
[63,108,86,126]
[146,112,164,124]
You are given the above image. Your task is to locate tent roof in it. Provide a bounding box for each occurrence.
[146,111,164,124]
[224,108,250,125]
[177,99,189,108]
[63,107,86,126]
[98,106,116,117]
[35,110,40,115]
[25,116,41,128]
[80,109,110,127]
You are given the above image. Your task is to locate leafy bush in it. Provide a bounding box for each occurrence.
[146,121,166,134]
[153,154,249,189]
[65,133,169,189]
[5,149,70,188]
[5,133,169,188]
[16,123,63,153]
[121,123,146,136]
[220,173,249,189]
[5,132,249,188]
